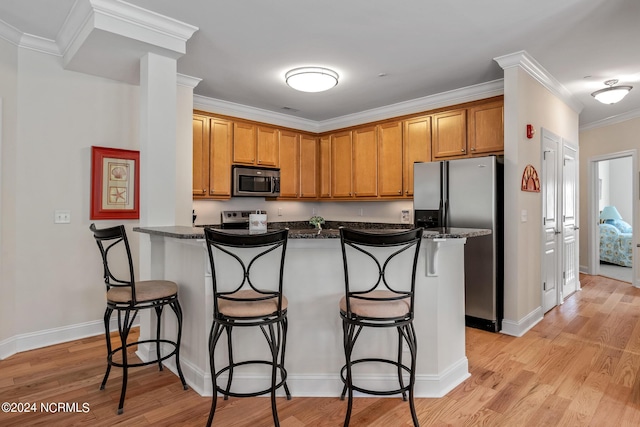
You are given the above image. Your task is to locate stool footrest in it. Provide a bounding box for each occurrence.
[214,360,288,398]
[340,357,413,396]
[106,339,179,369]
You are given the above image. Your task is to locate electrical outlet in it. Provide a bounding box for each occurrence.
[312,208,317,215]
[54,210,71,224]
[401,209,411,224]
[359,208,364,217]
[278,208,283,216]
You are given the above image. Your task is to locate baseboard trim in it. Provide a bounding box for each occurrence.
[0,318,137,360]
[140,345,469,399]
[500,307,543,337]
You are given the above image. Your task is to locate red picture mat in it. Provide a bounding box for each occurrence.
[90,146,140,220]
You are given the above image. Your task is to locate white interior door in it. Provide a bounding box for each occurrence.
[562,142,579,298]
[542,130,560,313]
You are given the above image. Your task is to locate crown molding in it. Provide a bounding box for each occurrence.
[0,18,22,46]
[193,95,321,133]
[580,107,640,132]
[494,50,583,114]
[177,74,202,89]
[19,33,60,56]
[58,0,198,62]
[194,79,504,134]
[318,80,504,132]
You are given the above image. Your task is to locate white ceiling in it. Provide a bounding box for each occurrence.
[2,0,639,128]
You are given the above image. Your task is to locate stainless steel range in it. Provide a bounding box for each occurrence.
[220,210,255,229]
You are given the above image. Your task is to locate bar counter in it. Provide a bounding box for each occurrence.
[133,224,490,398]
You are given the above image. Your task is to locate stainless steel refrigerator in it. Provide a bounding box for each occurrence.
[413,155,503,332]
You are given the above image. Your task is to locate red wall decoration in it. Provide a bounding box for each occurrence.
[521,164,540,192]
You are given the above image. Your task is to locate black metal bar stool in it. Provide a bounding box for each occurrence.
[204,228,291,427]
[89,224,187,414]
[338,227,423,427]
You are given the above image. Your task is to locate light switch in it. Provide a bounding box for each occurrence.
[54,210,71,224]
[521,209,527,222]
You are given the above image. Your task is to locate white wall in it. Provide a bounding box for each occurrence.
[608,157,633,221]
[0,37,18,346]
[0,47,141,357]
[502,66,579,332]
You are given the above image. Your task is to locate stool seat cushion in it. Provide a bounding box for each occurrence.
[218,289,287,318]
[340,290,410,319]
[107,280,178,303]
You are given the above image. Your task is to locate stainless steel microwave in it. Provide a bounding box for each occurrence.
[232,166,280,197]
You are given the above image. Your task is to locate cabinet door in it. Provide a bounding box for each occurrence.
[331,131,353,198]
[377,121,403,197]
[432,109,467,159]
[468,100,504,155]
[278,130,299,198]
[300,135,318,198]
[233,122,256,165]
[353,126,378,198]
[209,118,232,197]
[257,126,279,167]
[319,136,331,198]
[403,116,432,197]
[193,115,209,197]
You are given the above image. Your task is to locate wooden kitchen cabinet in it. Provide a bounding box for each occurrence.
[330,131,353,198]
[193,115,232,199]
[278,130,299,198]
[467,99,504,155]
[352,126,378,198]
[232,122,279,167]
[233,122,256,165]
[208,118,233,198]
[193,115,209,197]
[256,126,279,167]
[403,116,432,197]
[319,136,331,198]
[377,121,403,197]
[432,109,467,159]
[299,135,319,198]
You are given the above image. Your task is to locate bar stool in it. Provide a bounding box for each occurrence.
[89,224,187,414]
[338,227,423,427]
[204,228,291,427]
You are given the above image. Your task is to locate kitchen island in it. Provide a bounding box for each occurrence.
[133,224,490,398]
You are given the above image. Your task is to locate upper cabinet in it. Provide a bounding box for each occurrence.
[352,126,378,198]
[232,122,279,167]
[467,99,504,155]
[193,114,232,199]
[299,135,319,199]
[193,96,503,201]
[403,116,432,197]
[193,115,210,197]
[278,130,300,198]
[432,109,467,159]
[377,121,403,197]
[432,98,504,160]
[331,131,353,198]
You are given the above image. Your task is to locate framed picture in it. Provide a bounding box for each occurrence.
[90,146,140,220]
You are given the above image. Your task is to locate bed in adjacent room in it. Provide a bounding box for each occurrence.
[599,219,633,267]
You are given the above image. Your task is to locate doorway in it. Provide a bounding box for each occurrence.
[588,150,638,286]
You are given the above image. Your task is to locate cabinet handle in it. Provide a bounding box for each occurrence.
[257,160,261,164]
[461,149,465,152]
[471,147,476,151]
[398,191,401,194]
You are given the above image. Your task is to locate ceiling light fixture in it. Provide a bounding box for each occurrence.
[285,67,339,92]
[591,79,633,104]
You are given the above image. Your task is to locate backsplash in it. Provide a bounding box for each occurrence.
[192,198,414,226]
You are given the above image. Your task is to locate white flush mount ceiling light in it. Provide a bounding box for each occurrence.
[285,67,339,92]
[591,79,633,104]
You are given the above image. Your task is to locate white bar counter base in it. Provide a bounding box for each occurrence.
[133,226,490,398]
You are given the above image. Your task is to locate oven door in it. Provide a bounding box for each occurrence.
[232,166,280,197]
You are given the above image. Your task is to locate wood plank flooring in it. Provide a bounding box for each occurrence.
[2,273,640,426]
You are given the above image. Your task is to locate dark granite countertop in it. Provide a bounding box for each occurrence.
[133,223,491,240]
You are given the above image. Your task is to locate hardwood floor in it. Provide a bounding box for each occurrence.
[2,273,640,426]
